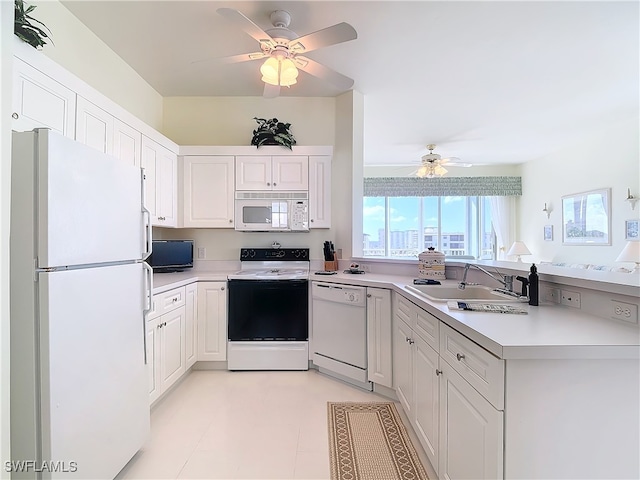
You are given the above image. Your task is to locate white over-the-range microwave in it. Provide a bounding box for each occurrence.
[234,191,309,232]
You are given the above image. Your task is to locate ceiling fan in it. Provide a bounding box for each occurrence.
[206,8,357,98]
[413,144,472,178]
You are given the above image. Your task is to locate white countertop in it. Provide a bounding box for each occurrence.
[152,270,640,361]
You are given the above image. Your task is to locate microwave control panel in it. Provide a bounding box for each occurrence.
[290,201,309,231]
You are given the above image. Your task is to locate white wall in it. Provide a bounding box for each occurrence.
[520,116,639,265]
[1,0,12,474]
[160,96,341,261]
[162,96,335,146]
[31,0,163,129]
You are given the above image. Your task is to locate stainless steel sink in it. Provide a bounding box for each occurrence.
[404,284,523,303]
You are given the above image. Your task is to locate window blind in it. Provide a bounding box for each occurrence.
[363,176,522,197]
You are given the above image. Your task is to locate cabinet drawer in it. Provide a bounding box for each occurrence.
[440,323,504,410]
[414,306,439,351]
[148,286,186,320]
[394,293,414,328]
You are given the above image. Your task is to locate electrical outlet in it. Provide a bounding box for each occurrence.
[541,287,561,304]
[560,289,581,308]
[611,300,638,323]
[197,247,206,259]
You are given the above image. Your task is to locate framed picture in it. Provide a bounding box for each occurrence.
[562,188,611,245]
[543,225,553,241]
[626,219,639,240]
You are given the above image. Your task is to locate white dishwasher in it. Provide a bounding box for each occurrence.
[311,281,372,390]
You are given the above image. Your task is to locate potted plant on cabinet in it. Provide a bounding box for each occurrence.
[14,0,52,49]
[250,117,297,149]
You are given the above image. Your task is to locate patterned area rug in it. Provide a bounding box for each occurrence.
[328,402,429,480]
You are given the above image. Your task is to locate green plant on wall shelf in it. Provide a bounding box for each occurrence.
[15,0,52,49]
[250,117,297,149]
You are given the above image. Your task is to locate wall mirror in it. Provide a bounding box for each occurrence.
[562,188,611,245]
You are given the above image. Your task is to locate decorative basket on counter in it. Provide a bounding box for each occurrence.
[418,247,446,279]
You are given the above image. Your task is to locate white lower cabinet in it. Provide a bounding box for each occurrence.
[438,359,503,480]
[184,283,198,369]
[366,287,392,388]
[197,282,227,362]
[147,286,187,404]
[392,293,503,479]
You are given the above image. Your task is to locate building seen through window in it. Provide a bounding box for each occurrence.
[363,196,495,259]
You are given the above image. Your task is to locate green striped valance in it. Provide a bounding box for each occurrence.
[363,176,522,197]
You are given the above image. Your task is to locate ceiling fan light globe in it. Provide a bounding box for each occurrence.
[434,165,448,176]
[260,57,298,86]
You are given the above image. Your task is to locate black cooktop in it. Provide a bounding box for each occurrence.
[239,248,309,261]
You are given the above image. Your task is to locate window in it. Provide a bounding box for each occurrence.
[363,196,496,259]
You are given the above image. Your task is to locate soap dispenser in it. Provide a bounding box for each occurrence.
[528,263,539,306]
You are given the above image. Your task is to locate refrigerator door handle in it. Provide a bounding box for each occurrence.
[141,168,153,260]
[142,261,154,365]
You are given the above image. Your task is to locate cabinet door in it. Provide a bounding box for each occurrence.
[182,156,235,228]
[393,317,414,416]
[309,155,331,228]
[159,308,186,392]
[235,156,271,190]
[12,57,76,138]
[367,287,392,388]
[142,136,177,226]
[272,156,309,190]
[439,360,504,480]
[184,283,198,369]
[414,335,440,473]
[113,119,142,167]
[75,96,114,155]
[197,282,227,361]
[147,317,161,404]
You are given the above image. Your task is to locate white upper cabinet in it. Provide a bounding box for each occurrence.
[142,136,177,227]
[309,155,331,228]
[181,156,235,228]
[75,96,114,155]
[271,156,309,190]
[113,119,142,168]
[236,155,308,191]
[12,57,76,138]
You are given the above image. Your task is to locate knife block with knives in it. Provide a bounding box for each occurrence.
[323,241,339,271]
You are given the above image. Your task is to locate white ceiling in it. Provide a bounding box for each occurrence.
[61,1,638,167]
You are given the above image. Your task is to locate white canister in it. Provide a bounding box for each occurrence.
[418,247,446,279]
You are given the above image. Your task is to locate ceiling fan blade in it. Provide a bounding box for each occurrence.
[288,22,357,54]
[294,56,354,89]
[263,83,280,98]
[217,8,275,48]
[191,51,267,65]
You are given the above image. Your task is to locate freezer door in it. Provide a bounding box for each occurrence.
[38,263,149,479]
[37,130,145,268]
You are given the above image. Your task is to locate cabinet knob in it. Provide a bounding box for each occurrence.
[273,182,276,186]
[436,369,443,376]
[310,219,314,223]
[229,219,233,223]
[408,339,415,345]
[456,353,465,361]
[267,182,271,186]
[221,287,225,291]
[12,112,19,120]
[366,294,371,297]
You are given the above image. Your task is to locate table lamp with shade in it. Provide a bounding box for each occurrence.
[507,241,532,262]
[616,241,640,272]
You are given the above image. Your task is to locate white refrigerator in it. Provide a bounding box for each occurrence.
[10,129,152,479]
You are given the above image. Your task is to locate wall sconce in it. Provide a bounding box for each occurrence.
[507,241,532,262]
[625,188,637,210]
[542,202,552,219]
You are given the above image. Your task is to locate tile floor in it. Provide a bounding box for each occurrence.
[116,369,426,480]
